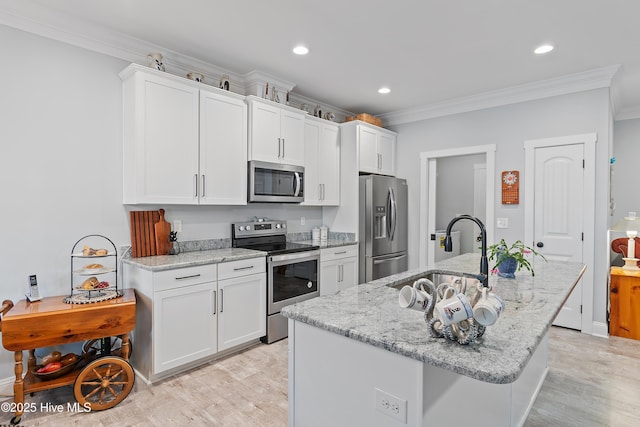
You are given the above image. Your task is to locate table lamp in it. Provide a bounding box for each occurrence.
[611,212,640,271]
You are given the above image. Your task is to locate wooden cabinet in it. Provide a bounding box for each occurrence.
[124,257,266,382]
[320,245,358,296]
[303,117,340,206]
[343,121,396,176]
[247,96,305,166]
[121,64,247,205]
[610,267,640,340]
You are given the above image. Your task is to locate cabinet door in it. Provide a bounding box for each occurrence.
[338,257,358,292]
[320,260,339,297]
[303,120,321,205]
[154,282,217,374]
[358,125,379,174]
[200,91,247,205]
[319,123,340,205]
[133,74,199,203]
[378,132,396,176]
[217,273,267,351]
[280,109,306,166]
[249,101,281,163]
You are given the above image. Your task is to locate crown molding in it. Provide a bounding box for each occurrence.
[615,106,640,121]
[379,65,622,126]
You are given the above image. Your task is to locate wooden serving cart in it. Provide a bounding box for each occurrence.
[0,289,136,425]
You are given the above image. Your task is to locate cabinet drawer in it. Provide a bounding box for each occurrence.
[321,245,358,262]
[153,264,217,292]
[218,257,266,281]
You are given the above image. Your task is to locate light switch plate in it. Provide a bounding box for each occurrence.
[497,217,509,229]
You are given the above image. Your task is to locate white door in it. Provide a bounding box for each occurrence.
[358,126,379,173]
[280,109,306,166]
[319,122,340,205]
[533,144,584,329]
[249,101,281,163]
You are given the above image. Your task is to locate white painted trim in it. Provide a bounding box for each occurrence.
[523,133,597,334]
[591,321,609,338]
[380,66,620,126]
[419,145,496,268]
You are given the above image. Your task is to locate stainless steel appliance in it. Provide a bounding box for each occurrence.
[232,219,319,343]
[248,160,304,203]
[359,175,408,283]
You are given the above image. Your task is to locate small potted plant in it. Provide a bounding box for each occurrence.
[487,239,546,278]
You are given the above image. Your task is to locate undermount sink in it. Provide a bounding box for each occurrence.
[386,270,480,291]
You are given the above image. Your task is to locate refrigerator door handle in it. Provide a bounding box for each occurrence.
[373,253,407,264]
[387,187,397,241]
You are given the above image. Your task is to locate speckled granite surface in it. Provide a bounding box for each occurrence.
[122,247,267,271]
[281,253,586,385]
[296,239,358,249]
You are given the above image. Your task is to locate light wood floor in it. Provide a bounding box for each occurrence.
[1,327,639,426]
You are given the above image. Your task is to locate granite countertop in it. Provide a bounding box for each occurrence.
[281,252,586,385]
[122,247,267,272]
[294,239,358,249]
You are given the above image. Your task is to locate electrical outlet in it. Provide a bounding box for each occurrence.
[375,388,407,423]
[173,220,182,232]
[496,217,509,229]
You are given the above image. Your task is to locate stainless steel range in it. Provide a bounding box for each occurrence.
[232,219,319,343]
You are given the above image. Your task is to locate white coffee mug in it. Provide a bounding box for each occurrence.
[472,288,505,326]
[399,284,431,311]
[434,292,473,325]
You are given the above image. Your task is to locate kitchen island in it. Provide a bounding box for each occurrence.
[281,253,585,427]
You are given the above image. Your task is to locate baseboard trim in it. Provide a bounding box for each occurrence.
[591,321,609,338]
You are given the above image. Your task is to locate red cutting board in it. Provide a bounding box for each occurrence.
[155,208,172,255]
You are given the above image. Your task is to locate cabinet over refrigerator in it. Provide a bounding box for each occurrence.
[359,175,408,283]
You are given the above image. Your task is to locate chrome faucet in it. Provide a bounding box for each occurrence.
[443,215,489,288]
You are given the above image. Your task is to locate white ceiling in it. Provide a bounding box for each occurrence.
[3,0,640,120]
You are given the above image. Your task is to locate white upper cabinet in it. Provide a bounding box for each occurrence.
[345,121,396,176]
[303,117,340,206]
[247,96,305,166]
[199,91,247,205]
[121,64,247,205]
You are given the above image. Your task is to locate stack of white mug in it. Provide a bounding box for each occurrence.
[398,276,504,345]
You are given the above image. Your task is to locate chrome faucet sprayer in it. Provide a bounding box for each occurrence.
[443,215,489,288]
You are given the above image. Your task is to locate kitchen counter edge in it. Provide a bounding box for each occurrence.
[122,247,267,271]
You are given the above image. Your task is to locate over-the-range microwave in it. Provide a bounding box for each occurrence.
[248,160,304,203]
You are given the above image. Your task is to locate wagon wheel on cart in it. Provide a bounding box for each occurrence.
[73,356,135,411]
[82,336,132,358]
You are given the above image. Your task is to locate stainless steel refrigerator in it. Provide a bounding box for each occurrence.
[359,175,408,283]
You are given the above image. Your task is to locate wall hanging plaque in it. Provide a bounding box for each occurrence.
[501,170,519,204]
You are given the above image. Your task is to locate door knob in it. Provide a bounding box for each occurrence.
[536,242,544,248]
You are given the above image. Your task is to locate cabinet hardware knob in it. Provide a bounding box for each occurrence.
[536,242,544,248]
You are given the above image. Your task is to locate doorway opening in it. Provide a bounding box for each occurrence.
[419,145,496,268]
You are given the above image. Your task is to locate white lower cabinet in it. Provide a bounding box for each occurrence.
[320,245,358,296]
[217,268,266,352]
[154,281,218,373]
[125,257,266,383]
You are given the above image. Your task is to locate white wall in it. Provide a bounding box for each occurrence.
[389,89,611,327]
[0,24,322,382]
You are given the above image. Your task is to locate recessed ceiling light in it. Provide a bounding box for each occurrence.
[534,44,554,54]
[378,87,391,94]
[293,45,309,55]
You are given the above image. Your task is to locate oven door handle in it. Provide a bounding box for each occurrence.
[270,250,320,263]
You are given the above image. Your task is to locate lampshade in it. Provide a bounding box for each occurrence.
[611,212,640,234]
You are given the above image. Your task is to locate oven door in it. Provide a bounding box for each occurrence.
[268,250,320,314]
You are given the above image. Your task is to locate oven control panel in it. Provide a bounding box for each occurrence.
[232,220,287,237]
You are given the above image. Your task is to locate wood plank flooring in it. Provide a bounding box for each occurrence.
[1,326,638,426]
